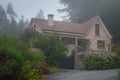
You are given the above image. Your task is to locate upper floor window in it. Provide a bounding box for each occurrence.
[33,25,36,30]
[95,24,100,36]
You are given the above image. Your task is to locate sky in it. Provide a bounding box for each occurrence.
[0,0,65,21]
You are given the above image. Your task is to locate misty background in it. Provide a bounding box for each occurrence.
[1,0,64,20]
[0,0,120,44]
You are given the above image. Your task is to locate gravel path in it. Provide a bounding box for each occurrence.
[46,69,119,80]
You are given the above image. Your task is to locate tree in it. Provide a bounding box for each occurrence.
[18,16,26,35]
[24,19,29,28]
[0,5,9,34]
[21,29,39,45]
[7,2,17,19]
[8,17,18,36]
[35,9,45,19]
[33,34,67,66]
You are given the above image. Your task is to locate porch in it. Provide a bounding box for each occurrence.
[61,36,90,56]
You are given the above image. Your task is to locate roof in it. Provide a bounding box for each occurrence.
[30,16,100,35]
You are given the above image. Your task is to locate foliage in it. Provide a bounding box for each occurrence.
[33,33,67,66]
[0,4,29,37]
[112,44,120,56]
[118,69,120,79]
[20,51,48,80]
[27,51,45,64]
[84,56,120,70]
[50,67,59,74]
[21,29,39,45]
[7,2,17,18]
[0,35,48,80]
[35,9,45,19]
[20,63,44,80]
[0,35,25,80]
[30,62,50,74]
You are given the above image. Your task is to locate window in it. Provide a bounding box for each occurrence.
[61,37,75,44]
[97,40,105,49]
[33,25,36,30]
[95,24,100,36]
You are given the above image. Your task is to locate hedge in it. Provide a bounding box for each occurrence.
[84,55,120,70]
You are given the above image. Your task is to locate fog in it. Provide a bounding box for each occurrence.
[1,0,64,21]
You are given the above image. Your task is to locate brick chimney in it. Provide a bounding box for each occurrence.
[48,14,54,26]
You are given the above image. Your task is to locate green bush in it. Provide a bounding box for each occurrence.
[20,63,44,80]
[84,56,120,70]
[50,67,59,74]
[33,33,67,66]
[0,36,24,80]
[118,69,120,78]
[21,29,39,45]
[20,51,49,80]
[0,35,49,80]
[26,51,45,64]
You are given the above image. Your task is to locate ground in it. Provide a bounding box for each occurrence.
[46,69,119,80]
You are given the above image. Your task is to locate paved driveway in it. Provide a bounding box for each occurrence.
[46,69,119,80]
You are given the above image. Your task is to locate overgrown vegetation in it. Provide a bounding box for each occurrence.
[21,29,39,46]
[49,67,59,74]
[33,33,67,66]
[84,55,120,70]
[118,69,120,79]
[0,35,48,80]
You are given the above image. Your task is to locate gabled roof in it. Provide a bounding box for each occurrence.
[30,16,101,35]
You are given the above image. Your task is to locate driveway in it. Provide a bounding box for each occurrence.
[46,69,119,80]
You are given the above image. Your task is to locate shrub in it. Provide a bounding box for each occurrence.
[20,51,49,80]
[0,35,49,80]
[26,51,45,64]
[118,69,120,78]
[33,33,67,66]
[20,63,44,80]
[84,56,120,70]
[0,36,24,80]
[27,61,50,74]
[21,29,39,45]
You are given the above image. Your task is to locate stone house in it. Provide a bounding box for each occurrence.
[29,14,115,69]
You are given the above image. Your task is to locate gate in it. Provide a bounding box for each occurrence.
[59,55,74,69]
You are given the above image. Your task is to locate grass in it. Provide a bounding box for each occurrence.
[49,66,59,74]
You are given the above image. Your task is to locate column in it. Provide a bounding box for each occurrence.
[74,37,78,69]
[75,37,78,46]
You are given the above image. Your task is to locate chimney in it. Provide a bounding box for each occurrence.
[48,14,54,26]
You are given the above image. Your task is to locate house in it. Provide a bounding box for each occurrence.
[30,14,116,69]
[29,14,113,56]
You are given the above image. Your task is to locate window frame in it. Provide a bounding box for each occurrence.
[61,37,75,44]
[95,24,100,36]
[97,40,105,49]
[33,24,36,30]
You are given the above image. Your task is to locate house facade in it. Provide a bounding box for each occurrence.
[30,14,116,69]
[29,14,113,57]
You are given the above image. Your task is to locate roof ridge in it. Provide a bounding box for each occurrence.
[83,16,100,24]
[31,18,83,25]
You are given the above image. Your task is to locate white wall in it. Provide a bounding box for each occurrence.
[86,19,111,51]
